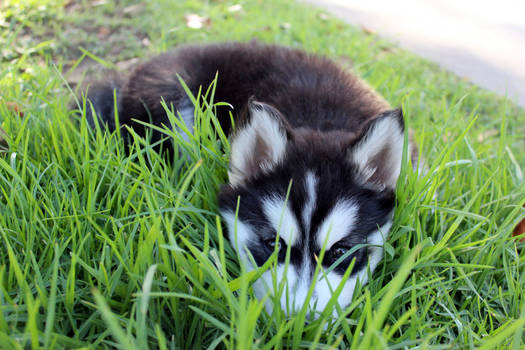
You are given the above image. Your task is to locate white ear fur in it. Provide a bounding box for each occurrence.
[349,109,405,190]
[228,101,288,186]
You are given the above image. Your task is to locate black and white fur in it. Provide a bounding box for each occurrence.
[79,42,413,317]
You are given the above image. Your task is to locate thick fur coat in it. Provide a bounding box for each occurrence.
[80,42,414,317]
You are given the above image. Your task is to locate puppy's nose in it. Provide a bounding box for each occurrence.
[282,289,318,317]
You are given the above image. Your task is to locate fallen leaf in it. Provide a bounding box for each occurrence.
[184,14,211,29]
[5,102,24,118]
[376,46,399,60]
[513,204,525,242]
[380,46,398,53]
[97,26,111,39]
[360,25,375,35]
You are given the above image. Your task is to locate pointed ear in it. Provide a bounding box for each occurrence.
[348,109,405,190]
[228,101,289,186]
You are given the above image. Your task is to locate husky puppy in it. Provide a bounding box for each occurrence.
[81,42,412,317]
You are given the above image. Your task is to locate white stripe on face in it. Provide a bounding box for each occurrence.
[361,221,391,285]
[313,220,392,316]
[243,219,392,319]
[302,171,318,233]
[316,200,359,250]
[263,196,300,247]
[221,211,256,264]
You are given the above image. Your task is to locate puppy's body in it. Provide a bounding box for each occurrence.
[82,42,411,317]
[88,43,390,146]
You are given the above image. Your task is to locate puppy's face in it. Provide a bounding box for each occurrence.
[219,101,405,317]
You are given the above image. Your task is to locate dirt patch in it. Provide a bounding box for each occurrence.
[1,0,150,75]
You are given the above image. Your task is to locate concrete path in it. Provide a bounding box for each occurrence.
[303,0,525,107]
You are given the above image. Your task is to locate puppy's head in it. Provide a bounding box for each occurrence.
[219,101,405,317]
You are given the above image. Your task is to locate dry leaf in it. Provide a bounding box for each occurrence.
[376,46,399,60]
[6,102,24,118]
[513,204,525,242]
[97,26,111,39]
[380,46,397,53]
[184,14,211,29]
[360,25,376,35]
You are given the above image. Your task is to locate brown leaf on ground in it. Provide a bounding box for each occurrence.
[5,102,24,118]
[360,25,376,35]
[97,26,111,39]
[376,46,399,60]
[184,14,211,29]
[380,46,398,54]
[513,204,525,242]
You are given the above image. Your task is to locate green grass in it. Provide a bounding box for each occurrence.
[1,0,524,348]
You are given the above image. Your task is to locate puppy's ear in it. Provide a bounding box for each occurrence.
[348,109,405,190]
[228,100,289,186]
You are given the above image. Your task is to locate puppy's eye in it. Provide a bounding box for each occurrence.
[330,244,350,260]
[264,237,285,254]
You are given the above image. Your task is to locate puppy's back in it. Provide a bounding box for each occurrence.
[118,43,389,134]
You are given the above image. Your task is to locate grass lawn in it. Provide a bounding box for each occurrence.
[1,0,524,348]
